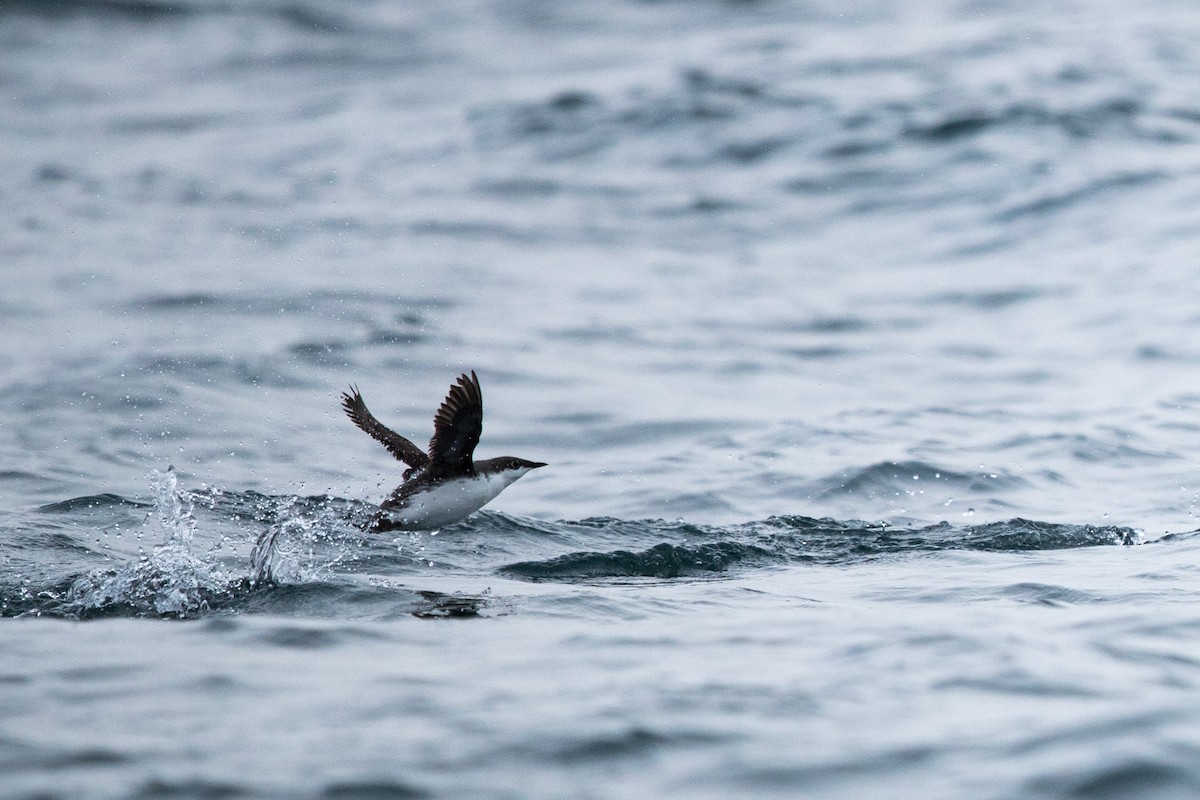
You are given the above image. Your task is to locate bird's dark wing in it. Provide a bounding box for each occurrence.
[341,386,429,470]
[427,371,483,476]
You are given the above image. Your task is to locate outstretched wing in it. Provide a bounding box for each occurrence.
[427,371,483,476]
[341,386,429,471]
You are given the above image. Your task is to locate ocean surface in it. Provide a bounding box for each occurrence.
[5,0,1200,797]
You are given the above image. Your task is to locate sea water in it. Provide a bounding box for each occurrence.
[5,1,1200,798]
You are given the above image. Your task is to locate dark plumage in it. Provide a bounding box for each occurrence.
[341,372,545,531]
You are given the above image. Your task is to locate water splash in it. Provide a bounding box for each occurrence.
[153,465,195,546]
[250,494,366,586]
[63,468,239,618]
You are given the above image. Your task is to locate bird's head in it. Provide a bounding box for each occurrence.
[480,456,547,485]
[494,457,547,475]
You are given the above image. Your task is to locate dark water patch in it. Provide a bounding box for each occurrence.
[503,541,775,581]
[1136,344,1200,363]
[658,491,743,516]
[412,590,486,619]
[782,315,873,334]
[0,0,191,20]
[689,195,742,213]
[1028,759,1199,800]
[274,3,357,34]
[290,339,353,366]
[7,528,117,559]
[681,67,766,101]
[998,432,1171,465]
[109,113,227,136]
[995,170,1165,223]
[548,727,675,764]
[470,90,612,159]
[741,745,938,789]
[717,136,790,164]
[475,176,562,197]
[221,41,429,73]
[537,411,613,426]
[905,95,1148,145]
[366,326,425,347]
[938,669,1102,697]
[652,195,746,217]
[1152,529,1200,544]
[928,284,1071,310]
[940,343,1001,360]
[257,623,380,650]
[234,581,485,621]
[905,112,997,142]
[779,345,852,360]
[1096,642,1200,672]
[409,217,540,243]
[471,68,786,160]
[130,289,448,319]
[810,460,1026,499]
[953,519,1138,550]
[584,419,737,447]
[33,162,76,184]
[782,166,893,195]
[40,746,131,768]
[321,781,430,800]
[544,323,642,343]
[823,138,892,158]
[186,673,246,694]
[999,582,1105,607]
[136,292,221,310]
[133,779,249,799]
[235,581,364,616]
[500,515,1138,582]
[36,493,149,513]
[136,353,312,389]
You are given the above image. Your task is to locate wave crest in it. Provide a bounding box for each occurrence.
[500,515,1138,581]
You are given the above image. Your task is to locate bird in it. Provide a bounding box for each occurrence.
[341,371,545,531]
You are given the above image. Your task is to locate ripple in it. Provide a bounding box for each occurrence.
[133,778,250,799]
[37,493,149,513]
[502,541,774,581]
[995,170,1165,223]
[499,515,1138,582]
[1,0,190,20]
[809,460,1027,499]
[321,781,430,800]
[1028,758,1199,800]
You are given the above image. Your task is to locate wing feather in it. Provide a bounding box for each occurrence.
[340,386,429,471]
[426,371,483,476]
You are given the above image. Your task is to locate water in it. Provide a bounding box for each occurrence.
[5,0,1200,797]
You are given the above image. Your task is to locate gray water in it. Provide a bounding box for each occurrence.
[5,1,1200,797]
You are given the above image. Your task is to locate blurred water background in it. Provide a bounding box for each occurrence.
[5,1,1200,798]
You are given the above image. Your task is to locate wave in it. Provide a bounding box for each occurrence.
[1,468,1149,618]
[0,0,190,20]
[499,515,1138,581]
[807,460,1027,500]
[36,493,151,513]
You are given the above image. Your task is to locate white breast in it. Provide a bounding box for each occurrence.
[386,470,528,530]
